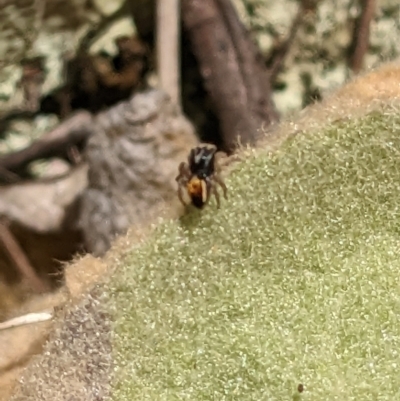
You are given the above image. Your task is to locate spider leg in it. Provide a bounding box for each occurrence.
[176,162,190,182]
[213,173,228,199]
[214,151,228,171]
[176,161,191,206]
[177,186,188,206]
[212,151,228,200]
[211,183,221,209]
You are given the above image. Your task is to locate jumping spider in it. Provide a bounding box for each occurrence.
[176,144,228,209]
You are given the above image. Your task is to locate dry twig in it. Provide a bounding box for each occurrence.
[157,0,181,107]
[0,111,93,180]
[0,220,49,293]
[267,0,318,82]
[349,0,375,73]
[0,310,53,331]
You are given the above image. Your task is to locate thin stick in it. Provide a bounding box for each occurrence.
[0,111,93,177]
[0,310,53,331]
[0,221,49,293]
[268,4,305,82]
[156,0,181,108]
[349,0,375,74]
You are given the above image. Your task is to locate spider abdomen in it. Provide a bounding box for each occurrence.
[187,177,208,208]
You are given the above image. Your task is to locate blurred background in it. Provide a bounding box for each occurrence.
[0,0,398,389]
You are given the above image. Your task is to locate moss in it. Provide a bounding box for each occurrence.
[110,107,400,400]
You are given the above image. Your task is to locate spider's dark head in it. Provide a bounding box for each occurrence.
[188,145,217,179]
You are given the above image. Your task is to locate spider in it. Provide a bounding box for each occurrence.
[176,144,228,209]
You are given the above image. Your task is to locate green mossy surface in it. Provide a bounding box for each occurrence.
[111,108,400,400]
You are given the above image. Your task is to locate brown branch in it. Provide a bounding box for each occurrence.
[0,221,49,293]
[0,109,38,136]
[127,0,157,45]
[215,0,270,113]
[0,111,93,179]
[182,0,278,152]
[267,5,305,82]
[349,0,375,74]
